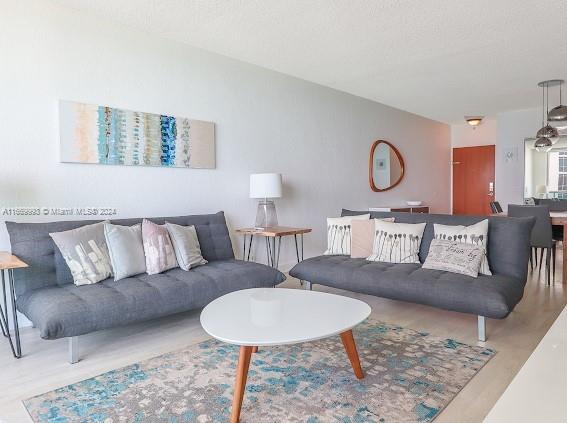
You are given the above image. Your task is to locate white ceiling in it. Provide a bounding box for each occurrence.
[55,0,567,124]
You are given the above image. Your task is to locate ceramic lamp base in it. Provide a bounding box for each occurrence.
[255,200,278,229]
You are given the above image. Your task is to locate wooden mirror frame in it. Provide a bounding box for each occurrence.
[369,140,405,192]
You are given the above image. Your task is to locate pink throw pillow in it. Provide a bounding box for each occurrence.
[142,219,178,275]
[351,218,394,258]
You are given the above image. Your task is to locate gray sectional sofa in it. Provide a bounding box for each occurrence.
[290,210,534,341]
[6,212,285,363]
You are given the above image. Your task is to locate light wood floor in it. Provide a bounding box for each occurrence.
[1,262,565,423]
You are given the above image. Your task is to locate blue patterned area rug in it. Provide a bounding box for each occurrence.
[24,320,495,422]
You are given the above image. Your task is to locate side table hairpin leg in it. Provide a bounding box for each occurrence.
[275,236,282,269]
[294,234,305,286]
[0,272,7,338]
[265,237,272,267]
[242,234,254,261]
[0,269,22,358]
[293,234,305,262]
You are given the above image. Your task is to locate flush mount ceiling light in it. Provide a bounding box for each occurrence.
[465,116,483,127]
[535,80,560,151]
[547,79,567,122]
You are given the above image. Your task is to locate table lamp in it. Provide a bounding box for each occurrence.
[536,184,547,199]
[250,173,282,229]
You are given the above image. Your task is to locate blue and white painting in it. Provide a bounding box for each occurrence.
[59,100,215,168]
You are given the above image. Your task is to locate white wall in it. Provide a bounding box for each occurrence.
[495,108,540,210]
[0,0,450,266]
[451,119,497,148]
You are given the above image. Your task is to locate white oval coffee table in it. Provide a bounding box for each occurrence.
[200,288,371,423]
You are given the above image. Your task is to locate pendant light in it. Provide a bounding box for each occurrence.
[535,81,553,152]
[535,136,552,152]
[548,79,567,122]
[536,82,559,142]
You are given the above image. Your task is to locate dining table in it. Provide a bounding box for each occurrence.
[492,211,567,283]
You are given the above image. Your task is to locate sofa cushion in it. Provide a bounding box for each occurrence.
[17,260,286,340]
[289,255,524,319]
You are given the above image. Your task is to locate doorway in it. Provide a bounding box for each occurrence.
[452,145,495,215]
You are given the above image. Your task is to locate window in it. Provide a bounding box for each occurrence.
[554,152,567,198]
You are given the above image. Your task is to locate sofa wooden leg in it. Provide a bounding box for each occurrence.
[69,336,79,364]
[478,316,486,342]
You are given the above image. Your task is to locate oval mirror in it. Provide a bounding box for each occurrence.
[369,140,405,192]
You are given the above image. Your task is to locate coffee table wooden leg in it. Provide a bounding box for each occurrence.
[231,346,253,423]
[252,346,258,353]
[340,330,364,379]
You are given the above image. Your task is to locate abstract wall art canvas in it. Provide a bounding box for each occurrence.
[59,100,215,169]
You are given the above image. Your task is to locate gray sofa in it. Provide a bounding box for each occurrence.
[290,210,534,341]
[6,212,285,363]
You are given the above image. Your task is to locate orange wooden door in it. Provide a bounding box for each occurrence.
[452,145,495,215]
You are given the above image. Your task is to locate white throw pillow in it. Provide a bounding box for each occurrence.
[324,214,370,255]
[433,219,491,275]
[423,239,484,277]
[367,220,426,263]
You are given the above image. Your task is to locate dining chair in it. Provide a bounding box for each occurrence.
[508,205,556,285]
[489,201,503,214]
[537,200,567,242]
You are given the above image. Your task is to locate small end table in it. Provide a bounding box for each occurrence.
[0,252,28,358]
[234,226,312,268]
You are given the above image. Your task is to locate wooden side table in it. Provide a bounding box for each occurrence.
[234,226,312,269]
[0,252,28,358]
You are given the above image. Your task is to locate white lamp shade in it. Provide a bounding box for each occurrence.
[536,185,547,195]
[250,173,282,198]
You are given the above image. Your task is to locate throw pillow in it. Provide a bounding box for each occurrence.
[423,239,484,277]
[104,222,146,281]
[142,219,178,275]
[433,219,491,275]
[165,222,208,271]
[49,222,113,286]
[367,220,426,263]
[324,214,370,255]
[351,218,395,258]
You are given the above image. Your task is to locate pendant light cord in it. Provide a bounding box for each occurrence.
[546,84,549,124]
[542,84,545,127]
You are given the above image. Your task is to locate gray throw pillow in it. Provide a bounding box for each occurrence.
[165,222,208,271]
[423,239,484,277]
[104,222,146,281]
[50,222,113,286]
